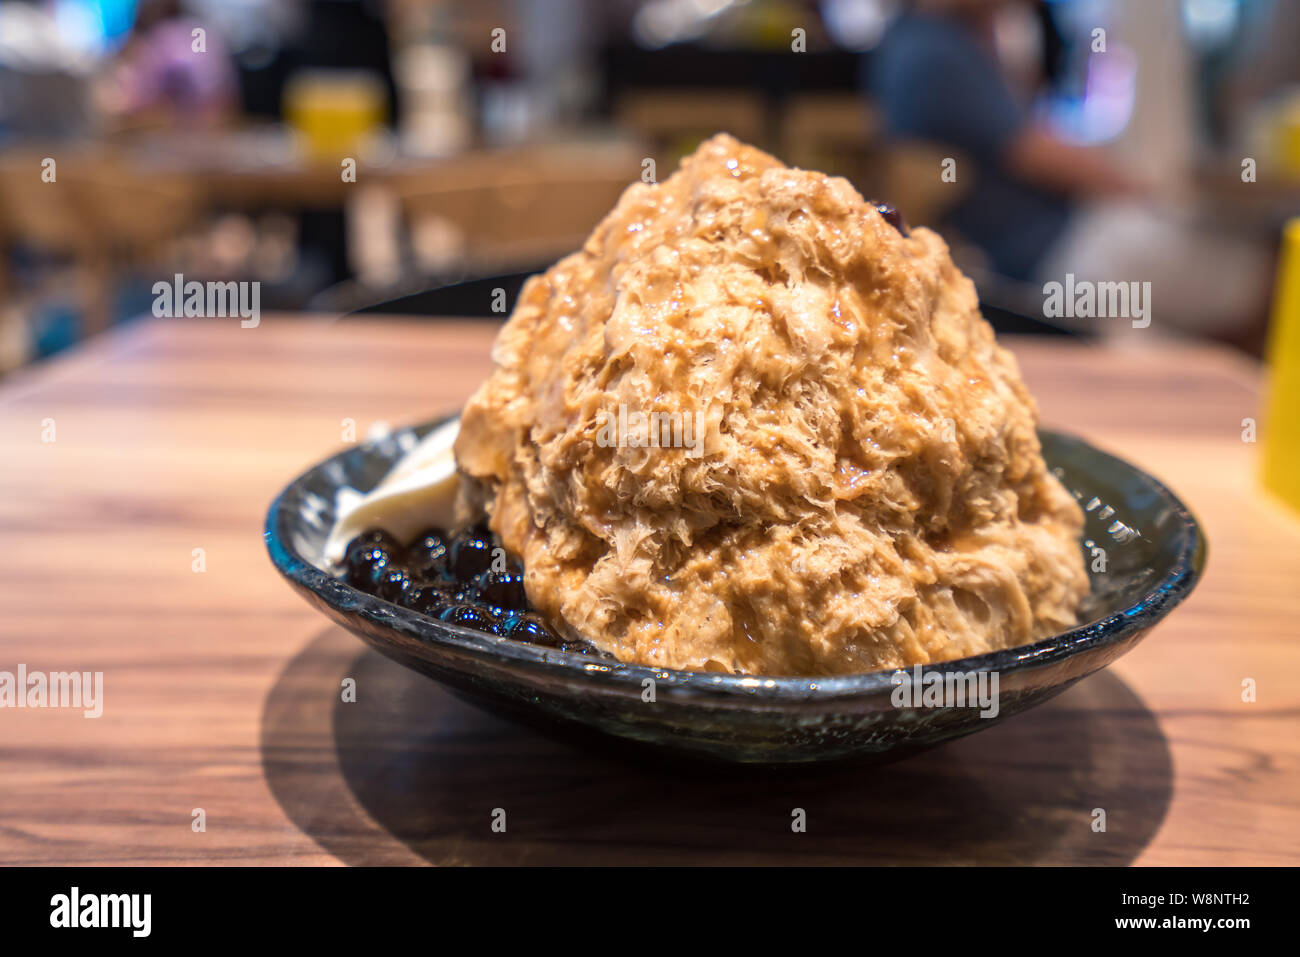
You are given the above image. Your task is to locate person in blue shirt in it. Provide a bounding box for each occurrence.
[866,0,1275,344]
[869,0,1139,281]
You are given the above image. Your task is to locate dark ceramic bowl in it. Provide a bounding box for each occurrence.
[265,417,1205,765]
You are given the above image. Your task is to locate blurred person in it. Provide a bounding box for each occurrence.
[286,0,398,122]
[284,0,399,287]
[869,0,1273,342]
[98,0,238,126]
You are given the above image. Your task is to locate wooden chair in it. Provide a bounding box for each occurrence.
[779,92,879,179]
[387,139,644,273]
[616,89,766,163]
[876,140,971,232]
[0,146,200,337]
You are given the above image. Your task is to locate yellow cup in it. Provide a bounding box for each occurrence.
[284,70,386,160]
[1261,218,1300,512]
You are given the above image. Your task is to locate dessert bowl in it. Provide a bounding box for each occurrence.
[265,415,1205,765]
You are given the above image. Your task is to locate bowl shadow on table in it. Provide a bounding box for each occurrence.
[261,626,1173,865]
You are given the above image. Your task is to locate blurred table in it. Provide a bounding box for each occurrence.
[0,129,644,342]
[0,316,1296,865]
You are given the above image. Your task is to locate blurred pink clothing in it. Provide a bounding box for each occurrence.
[116,18,236,121]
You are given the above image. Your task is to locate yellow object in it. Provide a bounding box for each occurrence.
[283,70,386,160]
[1261,218,1300,512]
[1275,95,1300,178]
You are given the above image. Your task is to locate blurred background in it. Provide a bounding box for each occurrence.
[1,0,1298,378]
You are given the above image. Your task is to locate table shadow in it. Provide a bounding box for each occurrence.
[261,627,1173,865]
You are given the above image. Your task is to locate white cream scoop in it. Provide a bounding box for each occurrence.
[323,418,462,565]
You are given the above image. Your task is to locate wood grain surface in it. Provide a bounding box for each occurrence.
[0,316,1296,865]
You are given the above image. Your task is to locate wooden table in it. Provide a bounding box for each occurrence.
[1,316,1296,866]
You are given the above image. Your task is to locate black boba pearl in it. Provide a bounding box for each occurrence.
[375,566,414,604]
[448,526,495,579]
[403,584,457,616]
[503,612,562,648]
[344,543,394,592]
[406,528,450,579]
[870,200,908,236]
[475,569,528,610]
[452,586,485,605]
[439,603,503,634]
[345,529,403,562]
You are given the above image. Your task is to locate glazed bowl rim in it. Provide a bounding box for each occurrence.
[264,417,1206,702]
